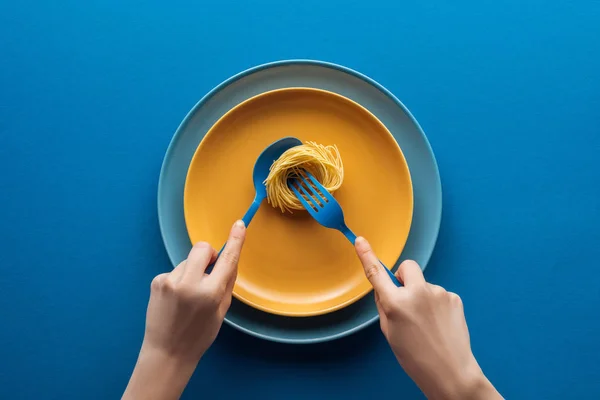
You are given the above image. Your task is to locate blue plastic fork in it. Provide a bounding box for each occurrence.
[289,171,401,287]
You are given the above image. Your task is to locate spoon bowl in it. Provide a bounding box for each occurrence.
[243,136,303,225]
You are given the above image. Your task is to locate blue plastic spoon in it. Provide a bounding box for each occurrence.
[240,136,303,227]
[207,136,302,272]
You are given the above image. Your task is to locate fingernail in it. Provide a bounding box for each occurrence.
[355,236,365,245]
[234,220,245,228]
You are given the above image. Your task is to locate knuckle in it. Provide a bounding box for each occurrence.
[449,292,463,306]
[359,246,372,257]
[402,259,420,269]
[191,242,213,257]
[230,232,244,242]
[150,275,163,291]
[429,284,446,297]
[398,260,411,274]
[364,263,381,280]
[221,250,239,266]
[192,241,212,250]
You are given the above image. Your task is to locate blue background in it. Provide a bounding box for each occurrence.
[1,0,599,399]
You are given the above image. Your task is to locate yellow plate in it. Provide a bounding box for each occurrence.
[184,88,413,317]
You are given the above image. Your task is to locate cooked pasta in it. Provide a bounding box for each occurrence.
[264,141,344,213]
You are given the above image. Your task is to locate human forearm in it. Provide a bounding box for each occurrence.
[461,371,502,400]
[407,356,501,400]
[122,344,198,400]
[430,367,501,400]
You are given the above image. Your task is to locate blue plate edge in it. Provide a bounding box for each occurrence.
[157,59,443,344]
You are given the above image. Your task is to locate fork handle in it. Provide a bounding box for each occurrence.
[379,260,402,287]
[341,225,402,287]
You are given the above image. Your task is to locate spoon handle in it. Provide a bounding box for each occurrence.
[241,194,264,227]
[206,194,264,274]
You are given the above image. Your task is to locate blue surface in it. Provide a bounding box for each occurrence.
[1,0,599,399]
[158,61,442,342]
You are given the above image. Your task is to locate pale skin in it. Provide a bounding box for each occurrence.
[123,221,502,400]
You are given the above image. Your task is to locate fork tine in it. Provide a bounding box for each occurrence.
[289,181,310,210]
[299,174,326,206]
[305,171,335,203]
[289,179,320,211]
[296,179,322,210]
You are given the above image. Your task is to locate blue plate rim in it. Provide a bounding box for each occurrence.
[157,59,442,343]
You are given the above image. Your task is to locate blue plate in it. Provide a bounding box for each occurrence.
[158,60,442,343]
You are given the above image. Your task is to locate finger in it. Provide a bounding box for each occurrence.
[210,220,246,284]
[207,250,219,267]
[151,273,169,291]
[224,269,238,294]
[393,268,404,285]
[396,260,426,287]
[180,242,218,283]
[168,259,187,283]
[355,237,395,294]
[220,261,239,299]
[447,291,463,308]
